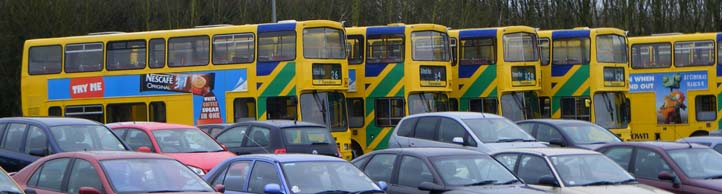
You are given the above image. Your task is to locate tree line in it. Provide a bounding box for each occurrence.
[0,0,720,116]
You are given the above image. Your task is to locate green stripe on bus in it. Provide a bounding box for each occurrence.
[395,87,405,97]
[462,64,496,98]
[551,65,589,114]
[257,62,297,118]
[582,87,590,96]
[460,99,469,111]
[489,86,497,97]
[365,63,404,117]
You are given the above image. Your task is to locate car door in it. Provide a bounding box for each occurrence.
[23,158,72,194]
[216,125,250,155]
[247,161,282,194]
[535,124,567,147]
[516,122,536,136]
[435,117,476,149]
[65,159,105,194]
[361,154,398,188]
[631,148,680,193]
[388,118,417,148]
[209,160,253,194]
[122,128,155,152]
[0,123,32,172]
[408,117,441,148]
[389,155,435,194]
[514,154,557,190]
[242,126,273,154]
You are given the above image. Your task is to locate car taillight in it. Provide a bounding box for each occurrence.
[274,148,287,154]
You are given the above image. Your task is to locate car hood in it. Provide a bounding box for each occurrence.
[450,185,550,194]
[687,178,722,192]
[163,151,235,172]
[483,142,548,152]
[574,144,606,150]
[551,184,672,194]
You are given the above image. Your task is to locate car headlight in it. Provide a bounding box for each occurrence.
[186,165,205,176]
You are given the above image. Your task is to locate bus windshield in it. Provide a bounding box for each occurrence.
[300,92,348,132]
[412,31,449,61]
[503,33,538,62]
[367,35,404,63]
[500,91,540,121]
[408,92,449,115]
[596,35,627,63]
[593,92,630,129]
[303,28,346,59]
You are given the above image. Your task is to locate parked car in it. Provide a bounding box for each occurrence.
[516,119,621,150]
[351,147,550,194]
[197,123,231,138]
[204,154,385,194]
[388,112,546,152]
[597,142,722,194]
[493,148,672,194]
[213,120,340,157]
[11,151,218,194]
[0,167,23,194]
[106,122,235,175]
[677,136,722,153]
[0,117,128,172]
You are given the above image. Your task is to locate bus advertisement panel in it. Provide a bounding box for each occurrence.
[630,71,709,124]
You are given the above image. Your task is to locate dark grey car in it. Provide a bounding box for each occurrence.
[213,120,340,157]
[516,119,621,150]
[351,148,550,194]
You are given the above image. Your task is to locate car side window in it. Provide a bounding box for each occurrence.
[398,156,433,187]
[714,144,722,154]
[536,124,562,143]
[494,154,520,170]
[0,123,6,145]
[438,118,467,143]
[517,123,535,135]
[124,129,154,152]
[3,123,27,152]
[210,128,224,137]
[245,126,271,147]
[414,117,439,140]
[67,159,104,194]
[516,155,553,185]
[216,126,249,147]
[248,161,280,193]
[396,118,418,137]
[602,147,633,170]
[363,154,397,183]
[25,126,49,156]
[352,156,370,168]
[633,148,672,180]
[222,161,252,192]
[28,158,71,191]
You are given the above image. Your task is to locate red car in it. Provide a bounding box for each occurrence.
[106,122,235,175]
[11,151,218,194]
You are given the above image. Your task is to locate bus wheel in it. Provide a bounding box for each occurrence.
[351,142,364,159]
[691,131,709,137]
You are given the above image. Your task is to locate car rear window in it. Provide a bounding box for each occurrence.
[283,127,333,145]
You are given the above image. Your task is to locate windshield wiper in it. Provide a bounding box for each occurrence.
[704,175,722,179]
[146,190,208,193]
[495,179,521,185]
[464,180,497,186]
[350,189,385,194]
[585,141,610,144]
[615,179,638,184]
[497,138,531,143]
[316,190,351,194]
[311,142,330,145]
[580,181,615,186]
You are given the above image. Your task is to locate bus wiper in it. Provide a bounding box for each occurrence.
[602,93,615,123]
[312,92,328,125]
[419,93,432,113]
[511,92,528,120]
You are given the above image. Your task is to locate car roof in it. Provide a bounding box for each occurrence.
[106,122,197,130]
[51,151,174,160]
[197,123,232,128]
[0,117,102,127]
[602,141,708,150]
[404,112,503,119]
[679,136,722,143]
[233,120,326,128]
[495,147,600,156]
[231,154,346,163]
[369,148,487,157]
[517,119,594,125]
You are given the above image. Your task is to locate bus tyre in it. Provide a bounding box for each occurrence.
[351,142,363,159]
[691,131,709,137]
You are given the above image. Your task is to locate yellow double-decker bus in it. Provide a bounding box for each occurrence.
[21,20,355,159]
[447,26,542,121]
[627,33,721,140]
[537,27,631,139]
[345,24,452,157]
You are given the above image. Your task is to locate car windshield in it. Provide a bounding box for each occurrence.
[0,171,21,194]
[282,161,380,194]
[462,118,535,143]
[50,125,126,151]
[152,128,223,153]
[431,155,519,186]
[101,158,213,193]
[557,123,621,144]
[550,154,634,187]
[283,127,333,145]
[667,148,722,179]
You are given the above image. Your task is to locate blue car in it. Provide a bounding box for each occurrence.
[678,136,722,153]
[204,154,386,194]
[0,117,128,172]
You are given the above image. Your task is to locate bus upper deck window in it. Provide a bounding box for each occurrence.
[258,31,296,62]
[65,43,103,73]
[28,45,62,75]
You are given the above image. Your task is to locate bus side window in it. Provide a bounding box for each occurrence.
[450,38,458,66]
[375,98,405,127]
[469,98,498,114]
[448,98,459,111]
[28,45,62,75]
[65,105,104,123]
[560,97,590,121]
[149,38,166,68]
[348,98,364,128]
[539,97,551,118]
[106,40,146,70]
[149,102,166,122]
[696,95,716,121]
[266,96,297,120]
[234,98,257,122]
[538,38,550,66]
[65,43,103,73]
[48,107,62,117]
[106,103,148,123]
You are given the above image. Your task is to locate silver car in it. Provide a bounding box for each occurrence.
[387,112,546,152]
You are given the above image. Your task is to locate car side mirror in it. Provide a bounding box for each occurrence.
[658,171,675,181]
[136,146,152,153]
[213,184,225,193]
[221,144,229,151]
[548,139,566,147]
[79,187,102,194]
[418,181,449,192]
[376,181,388,191]
[264,183,283,194]
[24,188,37,194]
[28,148,48,157]
[452,137,465,145]
[538,175,560,187]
